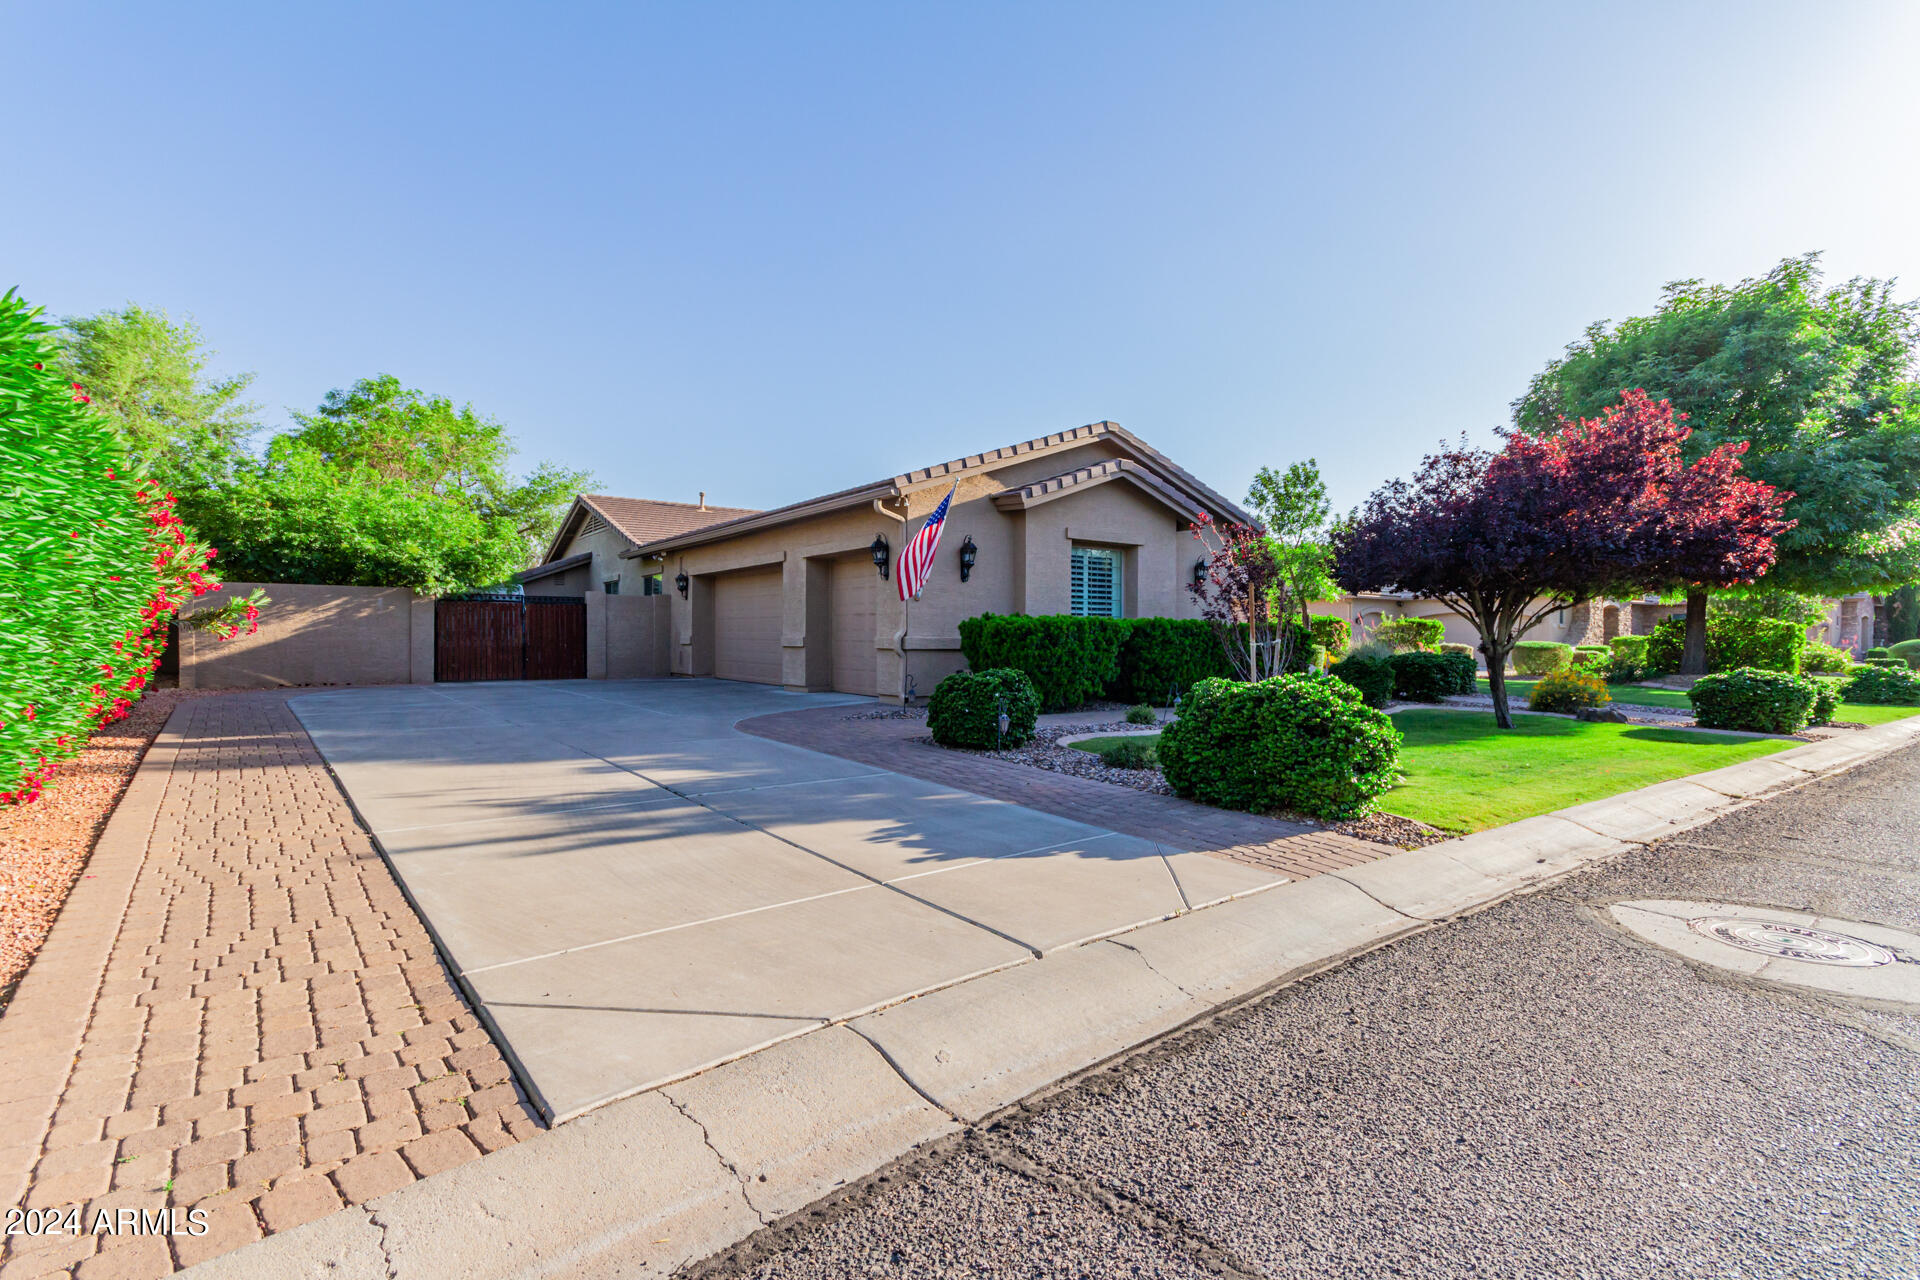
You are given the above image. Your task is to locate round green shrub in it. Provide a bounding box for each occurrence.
[1511,641,1574,676]
[927,668,1040,748]
[1328,651,1394,708]
[1687,668,1821,733]
[1889,638,1920,670]
[1842,664,1920,705]
[1125,703,1157,726]
[1528,668,1611,713]
[1157,675,1402,820]
[1389,650,1473,702]
[1799,641,1853,675]
[1098,737,1158,769]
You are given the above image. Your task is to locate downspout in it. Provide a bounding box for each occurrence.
[874,496,909,700]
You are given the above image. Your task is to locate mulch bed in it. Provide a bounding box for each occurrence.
[0,688,205,1009]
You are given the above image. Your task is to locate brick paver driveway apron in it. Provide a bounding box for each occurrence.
[291,680,1287,1122]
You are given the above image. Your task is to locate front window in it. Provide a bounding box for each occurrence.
[1070,545,1122,618]
[642,575,663,596]
[603,579,620,595]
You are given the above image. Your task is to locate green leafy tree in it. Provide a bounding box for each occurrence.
[1246,458,1338,624]
[52,305,259,493]
[1514,254,1920,672]
[1707,589,1829,628]
[184,375,588,593]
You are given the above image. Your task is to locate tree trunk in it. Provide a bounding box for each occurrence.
[1484,644,1514,729]
[1680,588,1710,676]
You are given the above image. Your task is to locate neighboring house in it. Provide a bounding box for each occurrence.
[521,493,759,597]
[619,421,1250,699]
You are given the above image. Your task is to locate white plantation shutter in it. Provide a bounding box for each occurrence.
[1070,546,1121,618]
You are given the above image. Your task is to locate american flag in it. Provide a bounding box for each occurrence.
[897,484,957,601]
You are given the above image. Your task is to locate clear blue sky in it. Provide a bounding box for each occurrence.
[8,2,1918,517]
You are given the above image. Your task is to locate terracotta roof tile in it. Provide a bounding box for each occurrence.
[577,494,760,546]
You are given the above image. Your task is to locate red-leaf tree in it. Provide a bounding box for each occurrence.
[1332,391,1792,727]
[1188,513,1296,680]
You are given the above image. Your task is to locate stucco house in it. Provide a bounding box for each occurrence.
[521,493,759,597]
[519,421,1250,700]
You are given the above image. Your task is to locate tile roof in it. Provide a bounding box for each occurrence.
[578,494,760,546]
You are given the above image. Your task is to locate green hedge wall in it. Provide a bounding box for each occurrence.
[1389,650,1475,702]
[1115,617,1234,704]
[1645,615,1806,675]
[957,613,1307,710]
[1843,664,1920,705]
[1512,641,1573,676]
[1328,651,1395,707]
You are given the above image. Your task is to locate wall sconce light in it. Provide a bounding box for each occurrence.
[958,535,977,583]
[1192,557,1208,589]
[675,571,690,597]
[870,533,891,580]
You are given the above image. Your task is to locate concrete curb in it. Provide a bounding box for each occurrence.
[178,712,1920,1279]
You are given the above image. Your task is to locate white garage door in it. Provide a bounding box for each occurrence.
[830,555,878,696]
[712,566,784,685]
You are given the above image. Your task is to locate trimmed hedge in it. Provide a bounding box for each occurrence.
[926,668,1040,748]
[1810,681,1841,726]
[1864,647,1890,660]
[1528,668,1611,713]
[1308,613,1351,660]
[1512,641,1574,676]
[1606,634,1652,684]
[1890,638,1920,669]
[1390,650,1475,702]
[1439,641,1476,662]
[1646,615,1806,675]
[1843,664,1920,705]
[1157,675,1402,820]
[1115,616,1235,705]
[1687,668,1821,733]
[1373,617,1445,652]
[1866,657,1904,668]
[956,614,1129,711]
[1328,651,1395,708]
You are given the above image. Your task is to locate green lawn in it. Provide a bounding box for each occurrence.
[1386,709,1794,833]
[1476,677,1920,726]
[1067,734,1157,754]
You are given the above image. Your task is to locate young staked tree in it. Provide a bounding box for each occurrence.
[1188,514,1295,680]
[53,305,259,493]
[1333,392,1791,727]
[1514,254,1920,672]
[1245,459,1337,625]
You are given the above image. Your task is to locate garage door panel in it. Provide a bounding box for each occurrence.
[713,567,784,685]
[830,556,878,696]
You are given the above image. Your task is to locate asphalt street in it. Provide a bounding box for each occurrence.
[693,742,1920,1280]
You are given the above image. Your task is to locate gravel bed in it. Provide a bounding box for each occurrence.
[0,688,202,1008]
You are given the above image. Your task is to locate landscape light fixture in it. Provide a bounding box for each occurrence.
[675,571,689,597]
[870,533,891,580]
[958,535,977,582]
[1192,557,1208,589]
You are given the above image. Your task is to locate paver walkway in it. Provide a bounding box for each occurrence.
[0,693,539,1280]
[741,706,1385,879]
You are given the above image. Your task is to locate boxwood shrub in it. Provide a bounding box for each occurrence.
[1157,674,1401,820]
[1843,664,1920,705]
[1864,646,1890,660]
[1512,641,1574,676]
[1528,668,1611,713]
[1687,667,1821,733]
[1389,649,1474,702]
[1866,657,1904,668]
[926,668,1040,748]
[1890,638,1920,669]
[1328,651,1395,708]
[1645,615,1806,675]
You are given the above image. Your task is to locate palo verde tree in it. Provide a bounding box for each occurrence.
[1245,458,1337,625]
[1333,391,1790,727]
[1514,254,1920,672]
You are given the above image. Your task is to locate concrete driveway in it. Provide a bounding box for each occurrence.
[290,680,1285,1122]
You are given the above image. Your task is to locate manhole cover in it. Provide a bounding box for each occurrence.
[1686,916,1894,967]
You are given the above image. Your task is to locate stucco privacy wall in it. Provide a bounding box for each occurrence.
[180,582,431,688]
[653,439,1209,698]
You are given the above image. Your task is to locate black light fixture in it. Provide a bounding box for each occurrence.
[958,535,977,583]
[675,570,690,597]
[1192,556,1208,589]
[870,533,890,580]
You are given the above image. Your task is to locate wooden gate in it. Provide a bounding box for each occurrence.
[435,594,587,682]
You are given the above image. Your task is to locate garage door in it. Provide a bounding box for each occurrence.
[830,555,878,696]
[712,566,784,685]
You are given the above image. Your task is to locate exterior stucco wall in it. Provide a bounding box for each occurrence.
[180,582,429,689]
[534,523,653,596]
[606,594,671,678]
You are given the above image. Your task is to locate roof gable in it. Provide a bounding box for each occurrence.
[543,493,760,562]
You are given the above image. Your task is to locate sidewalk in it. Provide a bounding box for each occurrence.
[0,694,540,1280]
